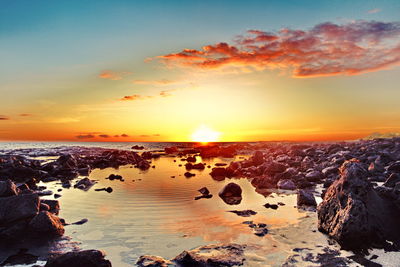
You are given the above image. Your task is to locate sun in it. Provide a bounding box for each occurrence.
[191,125,220,143]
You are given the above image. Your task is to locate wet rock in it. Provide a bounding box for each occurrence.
[141,152,153,160]
[137,255,174,267]
[74,177,96,191]
[297,189,317,207]
[194,187,212,200]
[0,248,38,266]
[95,187,113,193]
[45,249,112,267]
[218,183,242,205]
[29,211,64,236]
[215,163,227,167]
[388,161,400,173]
[228,210,257,217]
[210,167,227,180]
[251,176,275,189]
[252,151,264,165]
[0,179,17,197]
[264,203,278,209]
[317,159,400,250]
[262,161,287,175]
[72,218,88,225]
[322,166,339,177]
[185,162,205,170]
[184,172,195,178]
[0,193,39,225]
[107,174,123,181]
[164,146,178,154]
[40,203,50,211]
[41,199,60,214]
[305,170,323,182]
[186,156,196,163]
[277,179,296,190]
[173,243,246,267]
[132,145,145,150]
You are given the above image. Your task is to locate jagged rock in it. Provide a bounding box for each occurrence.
[173,244,246,267]
[0,193,39,225]
[29,211,64,236]
[219,183,242,205]
[317,159,400,250]
[45,250,112,267]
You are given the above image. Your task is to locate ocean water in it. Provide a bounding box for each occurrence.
[0,142,351,266]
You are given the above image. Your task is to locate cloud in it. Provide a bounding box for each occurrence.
[98,70,131,80]
[368,8,381,14]
[76,134,95,139]
[133,79,177,86]
[119,90,175,101]
[121,134,129,137]
[159,89,175,97]
[0,115,10,120]
[99,134,110,138]
[19,113,32,117]
[155,20,400,78]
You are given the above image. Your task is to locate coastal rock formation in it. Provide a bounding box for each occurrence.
[29,211,64,236]
[45,250,112,267]
[317,159,400,250]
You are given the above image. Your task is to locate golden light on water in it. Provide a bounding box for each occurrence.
[191,125,220,143]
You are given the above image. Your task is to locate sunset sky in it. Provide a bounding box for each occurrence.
[1,0,400,142]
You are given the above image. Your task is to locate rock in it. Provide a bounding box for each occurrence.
[173,244,246,267]
[41,199,60,214]
[262,161,287,175]
[29,211,64,236]
[252,151,264,165]
[218,183,242,205]
[198,187,210,195]
[40,203,50,211]
[186,156,196,163]
[297,190,317,207]
[0,180,18,197]
[228,210,257,217]
[185,162,205,170]
[0,249,38,266]
[305,171,323,182]
[164,146,178,154]
[383,173,400,187]
[322,166,339,177]
[277,179,296,190]
[264,203,278,209]
[388,161,400,173]
[0,193,39,225]
[95,187,113,193]
[184,172,195,178]
[107,174,123,181]
[137,255,174,267]
[45,250,112,267]
[72,218,88,225]
[317,159,400,250]
[251,176,275,189]
[210,167,228,181]
[74,178,96,191]
[132,145,145,150]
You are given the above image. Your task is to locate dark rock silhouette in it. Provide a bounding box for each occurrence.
[219,183,242,205]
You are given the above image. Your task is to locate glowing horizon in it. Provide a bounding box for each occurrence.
[1,1,400,142]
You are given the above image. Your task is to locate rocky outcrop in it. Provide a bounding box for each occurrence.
[0,193,39,225]
[317,159,400,250]
[45,250,112,267]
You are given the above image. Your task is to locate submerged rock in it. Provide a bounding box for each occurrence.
[45,249,112,267]
[219,183,242,205]
[317,159,400,250]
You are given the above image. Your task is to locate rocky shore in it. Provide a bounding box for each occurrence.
[1,138,400,266]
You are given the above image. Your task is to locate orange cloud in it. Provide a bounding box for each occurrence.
[0,115,9,120]
[76,134,95,139]
[98,70,131,80]
[119,89,176,101]
[19,113,32,117]
[133,79,177,86]
[156,20,400,78]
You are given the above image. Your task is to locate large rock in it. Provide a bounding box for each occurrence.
[29,211,64,236]
[0,193,39,225]
[173,243,246,267]
[218,183,242,205]
[0,180,18,197]
[136,255,174,267]
[45,250,112,267]
[317,159,400,250]
[297,189,317,207]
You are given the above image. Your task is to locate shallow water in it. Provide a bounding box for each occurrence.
[0,142,380,266]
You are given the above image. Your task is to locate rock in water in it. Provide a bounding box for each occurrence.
[45,250,112,267]
[173,243,246,267]
[317,159,400,250]
[29,211,65,236]
[218,183,242,205]
[136,255,174,267]
[277,179,296,190]
[297,189,317,207]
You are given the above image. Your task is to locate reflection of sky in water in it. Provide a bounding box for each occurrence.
[38,155,325,266]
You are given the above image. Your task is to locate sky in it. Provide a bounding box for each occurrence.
[1,0,400,142]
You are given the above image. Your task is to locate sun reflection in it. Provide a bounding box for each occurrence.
[191,125,220,143]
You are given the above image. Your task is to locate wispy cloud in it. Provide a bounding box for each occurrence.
[119,89,176,101]
[76,134,95,139]
[367,8,381,14]
[98,70,131,80]
[19,113,32,117]
[99,134,110,138]
[0,115,10,120]
[133,79,178,86]
[155,20,400,78]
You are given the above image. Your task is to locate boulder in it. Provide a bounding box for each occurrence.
[317,159,400,250]
[218,183,242,205]
[0,180,18,197]
[297,189,317,207]
[29,211,64,236]
[277,179,296,190]
[262,161,287,175]
[210,167,227,180]
[0,194,39,225]
[173,244,246,267]
[45,250,112,267]
[305,170,323,182]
